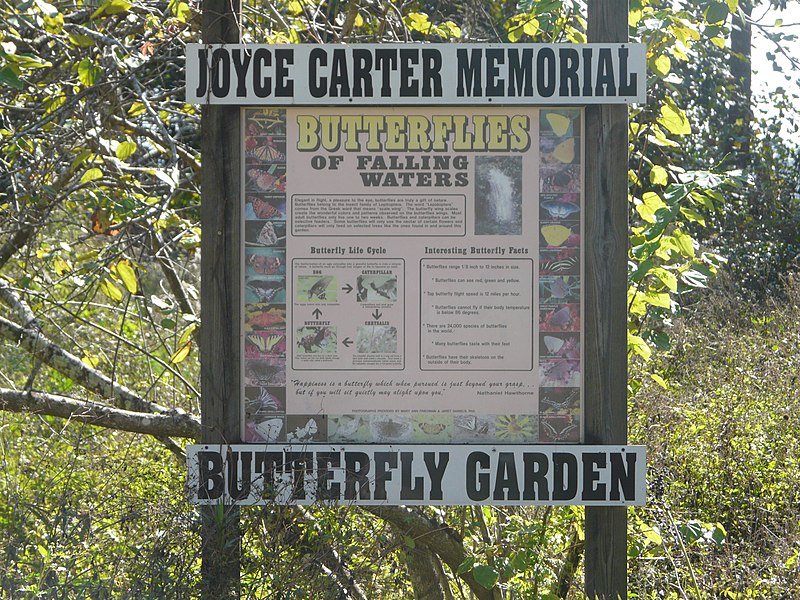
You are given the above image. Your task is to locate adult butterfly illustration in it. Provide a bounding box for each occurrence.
[541,199,580,219]
[540,254,579,274]
[540,388,580,411]
[247,139,285,163]
[540,417,579,442]
[247,279,284,302]
[540,306,575,330]
[246,333,285,355]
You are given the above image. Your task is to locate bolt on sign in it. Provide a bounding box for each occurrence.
[186,43,647,506]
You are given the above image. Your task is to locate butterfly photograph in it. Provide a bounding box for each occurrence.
[539,332,580,359]
[540,222,580,248]
[540,136,580,166]
[540,109,581,138]
[245,416,285,443]
[539,304,580,332]
[539,387,580,413]
[244,358,286,386]
[539,358,581,387]
[245,220,286,247]
[246,166,286,194]
[245,276,286,304]
[540,164,581,193]
[539,248,580,276]
[246,248,285,277]
[295,275,336,303]
[329,415,366,442]
[245,331,287,358]
[244,304,285,331]
[246,196,286,220]
[453,414,494,441]
[245,136,286,164]
[245,108,286,137]
[244,386,286,415]
[286,415,327,443]
[539,276,580,304]
[539,414,580,443]
[540,193,581,220]
[413,416,452,441]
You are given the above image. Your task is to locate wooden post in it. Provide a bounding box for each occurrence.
[584,1,629,598]
[200,0,242,597]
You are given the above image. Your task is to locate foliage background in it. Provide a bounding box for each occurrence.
[1,0,799,598]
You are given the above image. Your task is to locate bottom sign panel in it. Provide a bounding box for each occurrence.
[187,444,646,506]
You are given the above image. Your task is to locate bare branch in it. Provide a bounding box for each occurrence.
[0,387,200,439]
[0,314,198,427]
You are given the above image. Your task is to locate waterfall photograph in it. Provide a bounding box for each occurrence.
[474,155,523,235]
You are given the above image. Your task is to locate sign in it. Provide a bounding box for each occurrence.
[187,444,646,506]
[187,43,646,507]
[239,106,585,448]
[186,43,646,105]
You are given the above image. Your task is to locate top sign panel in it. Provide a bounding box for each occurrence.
[186,43,646,105]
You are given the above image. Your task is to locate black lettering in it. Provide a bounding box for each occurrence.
[485,48,505,96]
[558,47,580,97]
[231,49,251,97]
[374,452,397,500]
[553,452,578,500]
[618,46,638,96]
[197,451,223,500]
[309,47,327,98]
[401,452,424,500]
[275,49,294,97]
[345,452,371,500]
[226,451,252,500]
[375,49,397,97]
[536,47,556,97]
[287,452,313,500]
[456,48,482,97]
[253,48,272,98]
[466,451,490,501]
[317,452,341,500]
[493,452,520,501]
[330,49,350,97]
[194,48,208,97]
[610,452,638,501]
[399,48,419,97]
[523,453,549,500]
[352,49,373,97]
[581,452,607,501]
[582,47,593,96]
[595,47,617,96]
[424,452,448,501]
[211,48,230,97]
[421,49,442,97]
[508,48,533,97]
[254,451,283,500]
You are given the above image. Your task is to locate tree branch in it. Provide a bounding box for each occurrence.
[0,314,198,429]
[0,387,200,439]
[365,506,493,600]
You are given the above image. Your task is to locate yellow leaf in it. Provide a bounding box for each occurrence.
[81,167,103,184]
[643,291,671,309]
[100,278,123,303]
[650,373,669,390]
[649,165,668,186]
[652,267,678,292]
[115,140,137,160]
[653,55,671,76]
[169,341,192,364]
[658,103,691,136]
[628,332,652,361]
[522,18,539,37]
[115,259,138,294]
[672,229,695,258]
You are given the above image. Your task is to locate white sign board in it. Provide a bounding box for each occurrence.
[186,43,646,105]
[187,444,646,506]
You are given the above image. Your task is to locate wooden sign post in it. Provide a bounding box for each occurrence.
[584,1,630,598]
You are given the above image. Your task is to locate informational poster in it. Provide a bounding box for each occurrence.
[240,106,585,447]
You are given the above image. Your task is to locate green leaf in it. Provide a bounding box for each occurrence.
[653,267,678,291]
[168,0,191,22]
[115,259,137,294]
[653,55,671,76]
[78,58,100,86]
[0,66,23,90]
[472,565,499,589]
[658,103,691,136]
[680,206,706,226]
[81,167,103,184]
[115,141,137,160]
[636,192,666,224]
[704,2,729,24]
[457,556,475,575]
[649,165,668,186]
